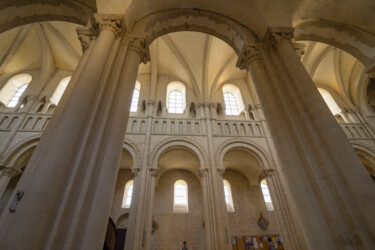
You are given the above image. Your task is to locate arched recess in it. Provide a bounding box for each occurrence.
[149,137,208,184]
[351,142,375,175]
[294,20,375,74]
[123,139,142,170]
[215,138,273,185]
[0,1,95,34]
[0,135,41,169]
[130,9,257,57]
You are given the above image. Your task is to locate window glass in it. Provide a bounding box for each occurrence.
[174,180,188,213]
[168,90,184,114]
[130,89,140,112]
[261,179,274,211]
[223,92,239,115]
[50,76,71,105]
[223,179,235,212]
[8,84,28,107]
[122,180,134,208]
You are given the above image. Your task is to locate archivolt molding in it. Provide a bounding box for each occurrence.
[129,9,256,56]
[214,138,274,171]
[0,134,42,167]
[148,136,209,170]
[123,138,142,169]
[294,19,375,74]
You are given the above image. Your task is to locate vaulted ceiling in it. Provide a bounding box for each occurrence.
[0,21,368,109]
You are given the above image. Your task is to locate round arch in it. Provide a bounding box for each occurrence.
[123,138,142,170]
[294,20,375,74]
[215,138,274,185]
[352,142,375,172]
[130,9,257,56]
[148,137,208,181]
[0,2,95,34]
[0,135,41,170]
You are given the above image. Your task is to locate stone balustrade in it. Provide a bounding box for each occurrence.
[1,112,375,142]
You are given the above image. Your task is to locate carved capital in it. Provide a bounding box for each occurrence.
[149,168,158,177]
[76,27,98,52]
[131,167,141,177]
[199,168,208,177]
[263,169,275,177]
[236,44,261,70]
[2,168,21,177]
[98,19,122,38]
[128,37,150,64]
[217,168,225,177]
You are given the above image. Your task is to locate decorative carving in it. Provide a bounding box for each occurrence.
[128,37,150,64]
[264,169,275,177]
[236,44,261,70]
[199,168,208,177]
[257,213,269,230]
[1,168,21,177]
[149,168,158,176]
[131,167,141,177]
[76,27,98,52]
[99,19,122,38]
[217,168,225,177]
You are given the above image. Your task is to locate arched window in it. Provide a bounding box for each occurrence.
[130,81,141,112]
[223,179,235,212]
[167,82,186,114]
[50,76,71,105]
[318,88,341,115]
[174,179,188,213]
[121,180,134,208]
[0,74,32,107]
[261,179,274,211]
[222,84,245,116]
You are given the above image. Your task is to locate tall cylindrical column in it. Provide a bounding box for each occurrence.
[0,17,149,249]
[238,32,375,249]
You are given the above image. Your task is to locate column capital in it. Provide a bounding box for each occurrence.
[263,168,276,177]
[76,27,99,52]
[149,168,158,177]
[131,167,141,177]
[98,19,122,38]
[236,44,262,70]
[217,168,225,177]
[128,36,150,64]
[199,168,208,177]
[1,168,22,177]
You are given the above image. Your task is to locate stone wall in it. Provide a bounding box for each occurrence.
[151,169,205,250]
[224,170,280,237]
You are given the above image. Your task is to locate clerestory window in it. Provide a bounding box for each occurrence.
[0,74,32,108]
[174,179,188,213]
[130,81,141,112]
[167,82,186,114]
[223,179,235,212]
[121,180,134,208]
[261,179,274,211]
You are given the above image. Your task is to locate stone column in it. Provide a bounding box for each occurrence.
[199,168,214,250]
[124,167,142,250]
[143,168,158,249]
[237,32,375,249]
[0,168,21,198]
[0,17,149,249]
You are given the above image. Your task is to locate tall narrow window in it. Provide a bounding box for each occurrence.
[0,74,32,107]
[261,179,274,211]
[222,84,245,116]
[223,179,235,212]
[223,92,239,115]
[318,88,341,115]
[174,179,188,213]
[121,180,134,208]
[168,90,184,113]
[50,76,71,105]
[167,82,186,114]
[8,84,28,107]
[130,81,141,112]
